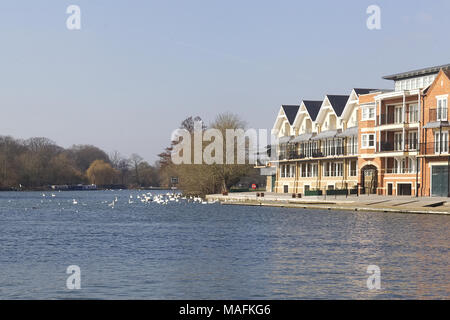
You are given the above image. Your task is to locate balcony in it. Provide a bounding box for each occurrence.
[377,139,418,153]
[429,108,448,122]
[300,172,316,178]
[377,111,419,126]
[378,114,397,126]
[419,142,450,155]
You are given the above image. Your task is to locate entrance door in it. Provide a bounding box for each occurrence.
[387,183,393,195]
[271,174,276,192]
[431,166,449,197]
[283,185,289,193]
[361,165,378,194]
[397,184,412,196]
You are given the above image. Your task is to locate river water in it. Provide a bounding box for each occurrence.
[0,190,448,299]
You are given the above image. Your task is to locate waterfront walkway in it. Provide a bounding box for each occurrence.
[206,192,450,215]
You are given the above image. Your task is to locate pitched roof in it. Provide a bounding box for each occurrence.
[443,69,450,79]
[353,88,381,95]
[326,95,349,117]
[302,100,322,121]
[383,63,450,81]
[281,105,300,125]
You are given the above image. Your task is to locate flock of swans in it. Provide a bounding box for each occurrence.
[105,192,219,208]
[38,191,218,209]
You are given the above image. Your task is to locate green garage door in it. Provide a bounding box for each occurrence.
[431,166,449,197]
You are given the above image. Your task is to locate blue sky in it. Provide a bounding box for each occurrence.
[1,0,449,162]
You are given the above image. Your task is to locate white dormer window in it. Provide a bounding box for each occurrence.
[401,80,406,90]
[406,79,411,90]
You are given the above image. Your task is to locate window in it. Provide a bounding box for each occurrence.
[350,160,357,176]
[394,132,403,151]
[311,163,318,177]
[348,136,358,155]
[323,162,329,177]
[407,157,416,174]
[408,104,418,123]
[280,165,286,178]
[361,134,375,149]
[401,80,406,90]
[435,132,449,154]
[394,158,406,174]
[437,96,448,121]
[336,163,343,177]
[418,77,424,89]
[362,105,376,120]
[323,162,342,177]
[394,106,403,123]
[289,164,296,178]
[301,163,317,177]
[408,131,417,150]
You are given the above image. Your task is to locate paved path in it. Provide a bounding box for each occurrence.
[206,192,450,215]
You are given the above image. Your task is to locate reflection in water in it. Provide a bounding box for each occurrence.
[0,191,448,299]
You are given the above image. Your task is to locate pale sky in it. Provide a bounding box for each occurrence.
[1,0,450,162]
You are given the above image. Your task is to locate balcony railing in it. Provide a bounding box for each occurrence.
[300,172,317,178]
[377,139,418,152]
[385,168,417,174]
[429,108,448,122]
[279,143,358,160]
[378,114,397,126]
[419,142,450,155]
[377,112,419,126]
[323,171,343,177]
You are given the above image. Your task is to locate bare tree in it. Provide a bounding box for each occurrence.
[129,153,144,186]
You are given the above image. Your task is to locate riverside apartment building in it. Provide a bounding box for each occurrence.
[262,63,450,197]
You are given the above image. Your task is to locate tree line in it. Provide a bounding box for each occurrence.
[0,136,159,190]
[1,113,263,193]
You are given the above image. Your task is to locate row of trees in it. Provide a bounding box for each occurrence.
[0,136,159,190]
[158,113,263,196]
[1,113,262,193]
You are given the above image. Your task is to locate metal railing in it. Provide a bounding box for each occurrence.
[300,172,317,178]
[377,114,397,126]
[385,168,417,174]
[419,142,450,155]
[429,108,448,122]
[377,139,418,152]
[377,111,419,126]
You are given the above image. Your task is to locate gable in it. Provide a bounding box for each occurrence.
[281,105,300,125]
[327,95,349,117]
[426,69,450,97]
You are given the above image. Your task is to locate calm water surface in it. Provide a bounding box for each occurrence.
[0,190,449,299]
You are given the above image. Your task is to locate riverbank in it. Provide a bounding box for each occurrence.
[206,192,450,215]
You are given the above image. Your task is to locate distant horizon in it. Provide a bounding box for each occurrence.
[1,0,450,162]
